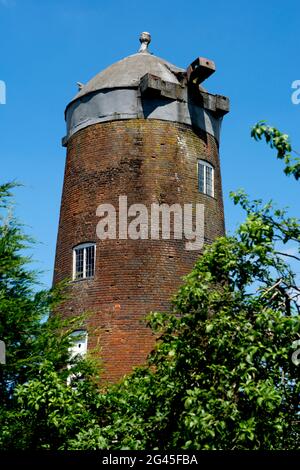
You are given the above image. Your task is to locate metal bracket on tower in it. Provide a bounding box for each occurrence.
[139,73,185,101]
[196,91,230,116]
[186,57,216,85]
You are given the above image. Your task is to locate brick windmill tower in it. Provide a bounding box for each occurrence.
[53,33,229,382]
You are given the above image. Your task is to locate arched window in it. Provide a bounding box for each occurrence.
[198,160,214,197]
[73,242,96,280]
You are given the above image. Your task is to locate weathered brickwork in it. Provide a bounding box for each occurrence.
[53,119,225,382]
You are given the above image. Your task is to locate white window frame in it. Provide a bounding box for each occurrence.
[67,330,88,385]
[72,242,96,281]
[197,160,215,197]
[69,329,88,359]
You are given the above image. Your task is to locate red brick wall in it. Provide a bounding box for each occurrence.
[53,119,225,383]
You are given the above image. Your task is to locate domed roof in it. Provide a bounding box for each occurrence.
[73,53,184,101]
[63,32,229,146]
[71,33,185,103]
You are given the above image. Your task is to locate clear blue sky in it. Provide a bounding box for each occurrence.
[1,0,299,287]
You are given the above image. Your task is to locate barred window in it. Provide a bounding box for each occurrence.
[198,160,214,197]
[73,243,95,280]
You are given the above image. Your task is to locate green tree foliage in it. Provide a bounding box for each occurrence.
[251,121,300,179]
[68,199,300,450]
[0,183,100,449]
[1,361,101,449]
[67,124,300,450]
[1,123,300,450]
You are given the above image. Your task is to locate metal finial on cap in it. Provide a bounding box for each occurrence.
[139,32,151,53]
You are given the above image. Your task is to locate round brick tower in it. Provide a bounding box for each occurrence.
[53,33,229,382]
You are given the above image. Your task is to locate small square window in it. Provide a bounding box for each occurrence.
[73,243,96,280]
[198,160,214,197]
